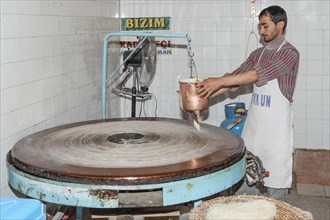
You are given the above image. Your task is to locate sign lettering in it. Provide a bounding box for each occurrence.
[121,17,170,31]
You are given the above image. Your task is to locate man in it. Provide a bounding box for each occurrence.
[197,5,299,201]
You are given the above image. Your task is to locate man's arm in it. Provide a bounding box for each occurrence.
[197,69,258,98]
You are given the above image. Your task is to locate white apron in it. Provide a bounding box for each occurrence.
[241,41,293,188]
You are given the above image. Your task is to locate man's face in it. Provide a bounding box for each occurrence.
[258,15,282,42]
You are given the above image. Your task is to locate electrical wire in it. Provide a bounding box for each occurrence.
[137,94,157,117]
[143,99,147,117]
[244,17,259,60]
[150,93,158,117]
[138,99,144,117]
[135,68,157,117]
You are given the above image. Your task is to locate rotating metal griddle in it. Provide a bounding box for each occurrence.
[7,117,246,218]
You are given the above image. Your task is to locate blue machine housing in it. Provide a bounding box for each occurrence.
[220,102,247,137]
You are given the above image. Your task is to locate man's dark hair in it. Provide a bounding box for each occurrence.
[259,5,287,33]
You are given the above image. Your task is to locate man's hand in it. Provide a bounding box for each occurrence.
[196,77,224,99]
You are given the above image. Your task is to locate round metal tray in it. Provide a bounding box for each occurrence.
[10,117,245,185]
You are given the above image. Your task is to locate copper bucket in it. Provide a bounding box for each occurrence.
[179,78,209,121]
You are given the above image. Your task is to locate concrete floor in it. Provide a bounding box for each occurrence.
[287,183,330,220]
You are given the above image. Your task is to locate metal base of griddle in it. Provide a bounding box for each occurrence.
[7,155,245,219]
[7,117,246,219]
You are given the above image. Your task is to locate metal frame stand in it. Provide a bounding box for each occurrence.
[101,32,191,119]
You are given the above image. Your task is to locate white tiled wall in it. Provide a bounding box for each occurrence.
[119,0,329,150]
[0,0,120,196]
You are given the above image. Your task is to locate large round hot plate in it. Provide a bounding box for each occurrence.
[9,117,245,185]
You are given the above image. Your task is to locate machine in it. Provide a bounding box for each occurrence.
[6,32,248,220]
[115,36,158,117]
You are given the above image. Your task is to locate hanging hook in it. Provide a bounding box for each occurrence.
[186,38,197,79]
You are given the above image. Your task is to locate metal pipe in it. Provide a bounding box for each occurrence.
[131,70,137,117]
[102,32,190,119]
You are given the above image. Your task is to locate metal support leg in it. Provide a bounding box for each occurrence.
[76,207,83,220]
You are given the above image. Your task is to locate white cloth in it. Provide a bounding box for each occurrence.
[242,79,293,188]
[241,41,294,188]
